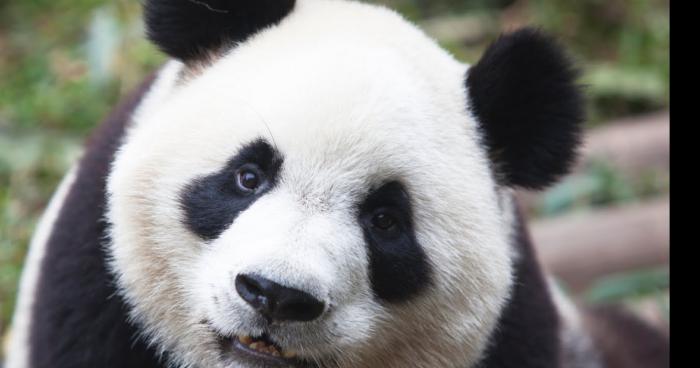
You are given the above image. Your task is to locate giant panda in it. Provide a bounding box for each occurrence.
[4,1,669,368]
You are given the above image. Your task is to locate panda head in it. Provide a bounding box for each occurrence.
[107,1,584,367]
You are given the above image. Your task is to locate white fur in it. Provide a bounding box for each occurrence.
[5,166,78,368]
[130,60,185,129]
[107,1,514,367]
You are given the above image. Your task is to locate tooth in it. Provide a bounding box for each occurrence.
[239,336,253,345]
[250,342,262,350]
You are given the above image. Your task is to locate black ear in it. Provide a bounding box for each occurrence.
[466,28,585,190]
[145,0,296,62]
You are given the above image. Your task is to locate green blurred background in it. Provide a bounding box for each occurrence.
[0,0,669,351]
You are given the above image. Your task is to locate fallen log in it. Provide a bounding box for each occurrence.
[579,111,669,174]
[530,196,670,291]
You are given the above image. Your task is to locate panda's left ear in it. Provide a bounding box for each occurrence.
[466,28,585,190]
[144,0,296,62]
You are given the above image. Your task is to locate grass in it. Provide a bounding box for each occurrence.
[0,0,669,348]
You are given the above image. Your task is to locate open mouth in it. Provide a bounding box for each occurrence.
[235,334,297,360]
[223,333,313,367]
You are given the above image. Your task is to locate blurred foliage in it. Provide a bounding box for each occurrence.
[586,267,670,325]
[0,0,164,134]
[0,0,669,345]
[535,160,669,217]
[586,267,669,304]
[528,0,670,124]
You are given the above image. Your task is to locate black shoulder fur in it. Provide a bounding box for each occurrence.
[29,74,164,368]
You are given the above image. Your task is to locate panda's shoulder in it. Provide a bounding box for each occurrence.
[6,66,175,368]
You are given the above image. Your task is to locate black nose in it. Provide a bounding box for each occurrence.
[235,274,325,323]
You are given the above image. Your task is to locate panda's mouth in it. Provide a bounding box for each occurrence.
[233,334,297,360]
[223,333,314,367]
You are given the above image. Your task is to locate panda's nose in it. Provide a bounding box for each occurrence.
[235,274,325,323]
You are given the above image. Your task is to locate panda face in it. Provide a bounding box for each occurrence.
[109,48,513,367]
[108,1,583,367]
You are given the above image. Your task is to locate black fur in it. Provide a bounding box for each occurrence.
[181,139,283,240]
[145,0,296,61]
[358,182,431,303]
[466,28,585,190]
[476,208,561,367]
[29,75,165,367]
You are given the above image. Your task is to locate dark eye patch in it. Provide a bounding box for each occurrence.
[359,182,431,303]
[180,139,283,240]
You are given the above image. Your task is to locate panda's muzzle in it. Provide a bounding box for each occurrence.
[235,273,326,323]
[214,275,326,366]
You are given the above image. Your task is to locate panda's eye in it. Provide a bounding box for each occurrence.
[371,211,398,232]
[360,183,411,239]
[235,166,262,193]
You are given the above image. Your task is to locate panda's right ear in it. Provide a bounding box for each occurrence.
[144,0,296,62]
